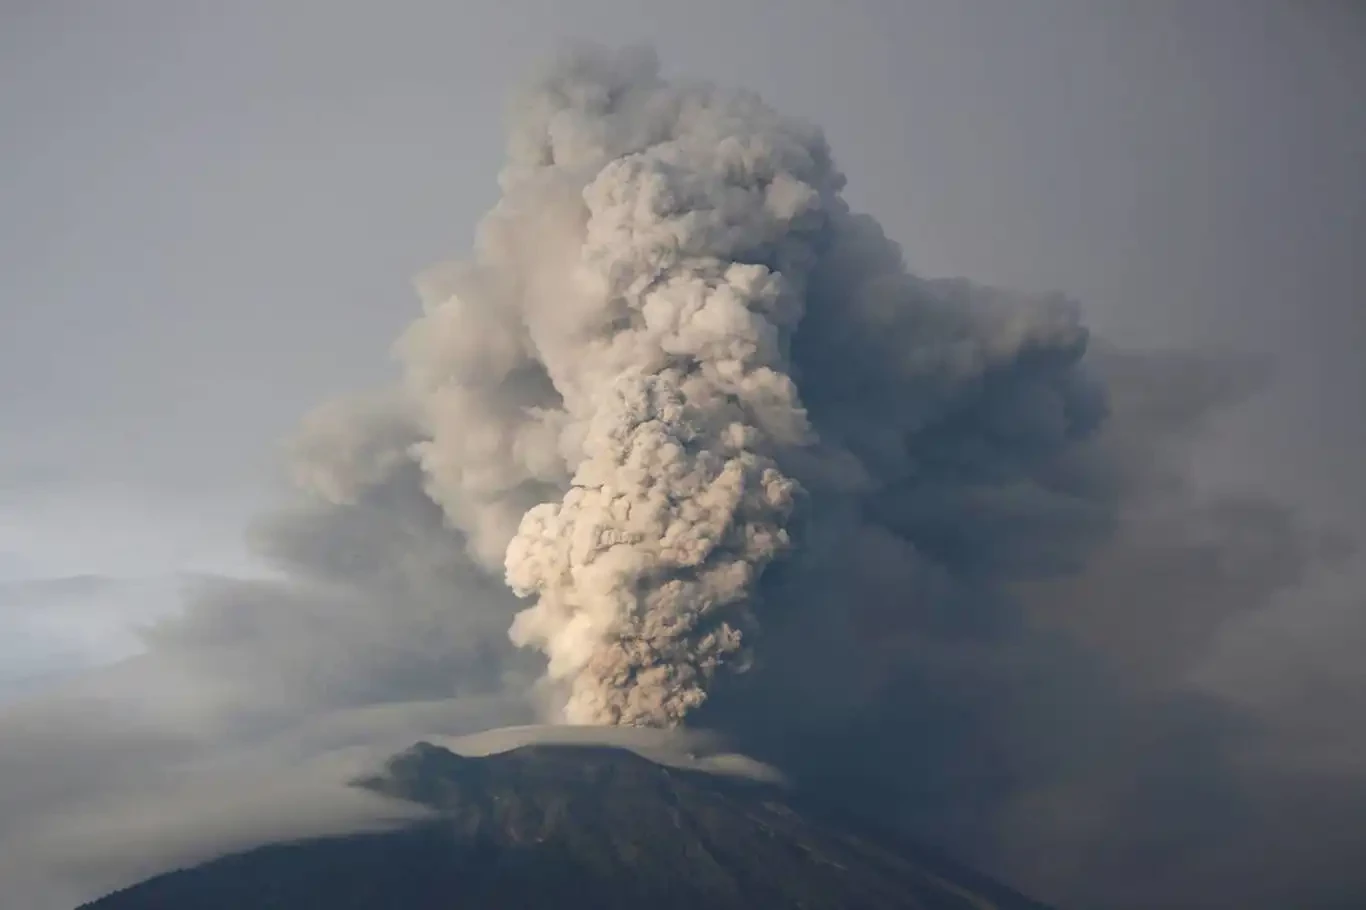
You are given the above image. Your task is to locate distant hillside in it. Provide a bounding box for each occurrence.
[82,741,1053,910]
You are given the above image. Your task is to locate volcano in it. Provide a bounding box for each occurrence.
[81,740,1052,910]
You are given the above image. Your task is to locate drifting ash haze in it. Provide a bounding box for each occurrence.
[4,44,1365,910]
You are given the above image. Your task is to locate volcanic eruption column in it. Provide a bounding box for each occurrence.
[394,48,1093,727]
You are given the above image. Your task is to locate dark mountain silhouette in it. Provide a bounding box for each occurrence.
[80,741,1054,909]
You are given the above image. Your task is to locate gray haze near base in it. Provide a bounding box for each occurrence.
[1,5,1364,910]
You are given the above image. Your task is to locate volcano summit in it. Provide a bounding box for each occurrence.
[83,740,1052,910]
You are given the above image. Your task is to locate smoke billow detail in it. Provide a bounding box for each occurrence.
[384,46,1098,727]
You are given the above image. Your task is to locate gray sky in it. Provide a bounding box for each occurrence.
[1,1,1364,906]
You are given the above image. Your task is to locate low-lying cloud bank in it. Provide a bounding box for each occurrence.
[1,46,1362,910]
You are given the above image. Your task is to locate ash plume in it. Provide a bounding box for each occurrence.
[395,47,1096,726]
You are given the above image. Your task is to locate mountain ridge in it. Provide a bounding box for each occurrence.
[80,741,1054,910]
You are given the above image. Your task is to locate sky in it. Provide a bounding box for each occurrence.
[1,2,1364,908]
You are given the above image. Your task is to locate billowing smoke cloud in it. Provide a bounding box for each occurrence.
[397,47,834,725]
[392,47,1100,727]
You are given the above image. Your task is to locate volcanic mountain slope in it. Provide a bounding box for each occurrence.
[81,741,1053,910]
